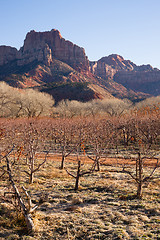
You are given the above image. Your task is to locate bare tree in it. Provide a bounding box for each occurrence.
[99,98,132,117]
[0,82,55,118]
[112,115,160,199]
[20,89,55,118]
[20,120,49,183]
[65,159,95,191]
[1,147,48,233]
[85,119,114,171]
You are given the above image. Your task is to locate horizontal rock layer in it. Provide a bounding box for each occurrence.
[90,54,160,96]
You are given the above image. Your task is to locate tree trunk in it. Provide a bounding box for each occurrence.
[29,156,34,184]
[75,160,81,191]
[136,152,143,199]
[96,158,100,171]
[60,154,65,169]
[137,182,143,199]
[6,157,35,232]
[136,158,138,178]
[123,128,127,146]
[29,172,34,184]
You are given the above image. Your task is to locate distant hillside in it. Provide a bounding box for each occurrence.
[90,54,160,97]
[0,29,159,102]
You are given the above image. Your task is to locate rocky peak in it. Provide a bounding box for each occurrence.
[89,54,135,80]
[99,54,136,71]
[90,54,160,96]
[18,29,89,70]
[135,64,154,72]
[0,29,89,71]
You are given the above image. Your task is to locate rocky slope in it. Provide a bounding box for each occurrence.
[90,54,160,96]
[0,30,110,102]
[0,29,159,102]
[0,46,18,66]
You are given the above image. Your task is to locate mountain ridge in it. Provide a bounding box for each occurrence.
[0,29,159,102]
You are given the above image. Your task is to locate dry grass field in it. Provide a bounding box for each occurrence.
[0,155,160,240]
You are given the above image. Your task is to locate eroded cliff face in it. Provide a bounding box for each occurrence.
[0,29,89,71]
[0,30,160,99]
[90,54,156,78]
[89,54,136,82]
[90,54,160,96]
[114,69,160,95]
[18,29,89,70]
[90,61,116,80]
[0,46,18,65]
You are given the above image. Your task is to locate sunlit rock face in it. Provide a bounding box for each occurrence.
[0,29,89,71]
[90,54,160,96]
[17,29,89,70]
[0,30,160,98]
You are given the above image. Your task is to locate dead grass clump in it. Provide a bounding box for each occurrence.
[21,236,36,240]
[119,194,137,200]
[5,234,20,240]
[65,205,82,212]
[146,207,159,216]
[114,211,129,222]
[39,166,69,180]
[114,228,130,240]
[105,209,115,222]
[127,215,139,225]
[32,211,48,232]
[71,197,83,205]
[0,203,26,230]
[138,214,150,222]
[127,225,145,239]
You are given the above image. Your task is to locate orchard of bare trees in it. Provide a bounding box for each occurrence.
[1,112,160,189]
[0,82,160,238]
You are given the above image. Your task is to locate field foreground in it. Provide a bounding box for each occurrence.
[0,155,160,240]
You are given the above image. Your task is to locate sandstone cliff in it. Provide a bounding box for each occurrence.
[0,30,159,101]
[90,54,160,96]
[0,29,89,71]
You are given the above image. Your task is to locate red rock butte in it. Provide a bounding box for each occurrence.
[0,29,89,71]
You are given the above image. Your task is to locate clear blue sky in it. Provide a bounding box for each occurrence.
[1,0,160,68]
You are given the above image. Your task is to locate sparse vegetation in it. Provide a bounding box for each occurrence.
[1,155,160,239]
[0,84,160,239]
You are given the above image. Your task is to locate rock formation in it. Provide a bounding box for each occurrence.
[0,29,89,71]
[0,29,160,100]
[90,54,160,96]
[0,46,18,65]
[90,60,116,80]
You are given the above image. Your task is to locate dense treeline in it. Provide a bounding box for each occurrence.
[0,82,54,118]
[0,82,160,118]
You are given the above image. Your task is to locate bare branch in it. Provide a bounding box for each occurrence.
[0,146,15,162]
[6,156,35,232]
[143,159,160,182]
[22,186,32,212]
[32,152,49,174]
[65,168,76,178]
[65,148,76,158]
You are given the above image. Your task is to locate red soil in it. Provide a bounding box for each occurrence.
[35,153,159,167]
